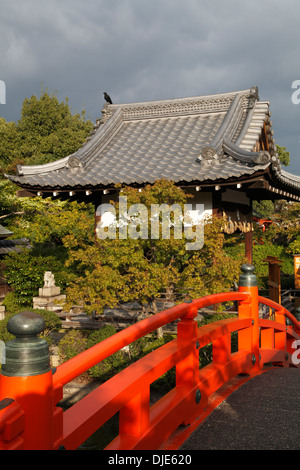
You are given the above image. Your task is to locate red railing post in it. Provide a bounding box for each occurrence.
[213,333,231,364]
[176,302,199,389]
[238,264,260,374]
[0,311,54,450]
[175,302,199,425]
[274,306,286,351]
[119,389,150,439]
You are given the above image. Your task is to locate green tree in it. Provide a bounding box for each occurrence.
[253,144,290,218]
[253,200,299,287]
[264,200,300,254]
[64,180,242,315]
[1,185,95,306]
[0,87,94,307]
[277,145,290,167]
[1,89,93,173]
[253,200,275,219]
[0,180,23,218]
[0,119,20,174]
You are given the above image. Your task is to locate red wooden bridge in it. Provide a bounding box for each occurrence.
[0,264,299,450]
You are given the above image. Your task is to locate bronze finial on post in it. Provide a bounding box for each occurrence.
[0,311,54,449]
[2,311,50,377]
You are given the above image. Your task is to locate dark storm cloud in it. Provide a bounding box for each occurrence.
[0,0,299,173]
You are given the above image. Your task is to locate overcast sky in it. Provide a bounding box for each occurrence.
[1,0,300,174]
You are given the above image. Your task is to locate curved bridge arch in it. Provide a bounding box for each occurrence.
[0,265,299,450]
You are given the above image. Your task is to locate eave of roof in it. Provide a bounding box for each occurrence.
[0,224,14,239]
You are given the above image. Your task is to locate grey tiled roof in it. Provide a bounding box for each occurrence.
[6,87,300,198]
[0,224,13,239]
[0,238,32,254]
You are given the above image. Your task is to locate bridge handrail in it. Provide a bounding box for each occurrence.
[60,315,253,450]
[258,295,300,330]
[53,291,249,388]
[1,264,299,450]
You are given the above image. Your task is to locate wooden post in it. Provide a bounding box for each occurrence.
[263,256,282,304]
[245,230,253,264]
[293,254,300,289]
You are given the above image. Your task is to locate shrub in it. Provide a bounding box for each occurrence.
[1,292,21,314]
[32,309,62,337]
[57,330,87,362]
[0,312,15,343]
[2,250,71,307]
[87,325,117,346]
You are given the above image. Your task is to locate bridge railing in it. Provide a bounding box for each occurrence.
[257,296,300,365]
[0,264,299,450]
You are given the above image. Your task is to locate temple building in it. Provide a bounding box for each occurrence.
[6,86,300,262]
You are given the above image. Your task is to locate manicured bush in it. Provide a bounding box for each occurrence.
[2,250,71,307]
[57,329,87,362]
[1,292,21,314]
[0,312,15,343]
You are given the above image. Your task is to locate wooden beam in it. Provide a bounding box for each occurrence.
[16,189,37,197]
[247,179,268,189]
[245,231,253,264]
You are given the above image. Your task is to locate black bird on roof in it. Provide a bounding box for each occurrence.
[103,92,113,104]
